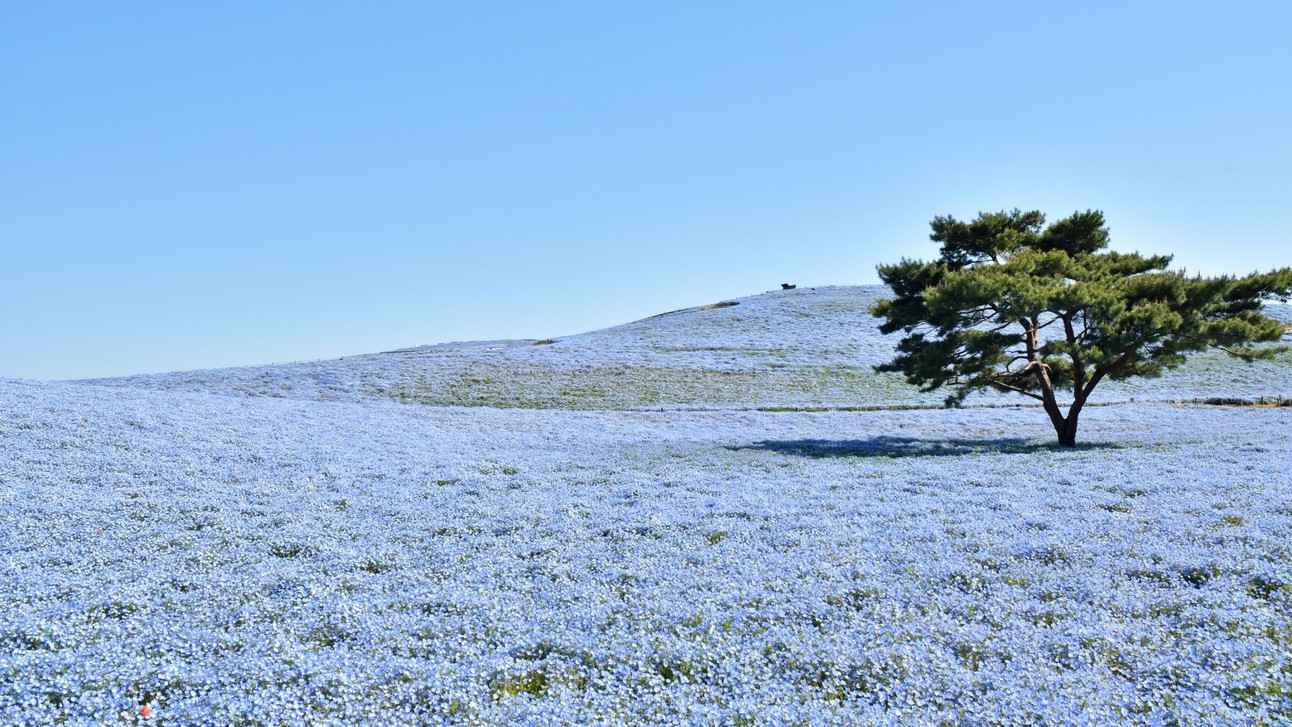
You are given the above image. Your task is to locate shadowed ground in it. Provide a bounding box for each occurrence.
[733,436,1128,459]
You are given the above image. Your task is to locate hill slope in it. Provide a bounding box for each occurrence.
[6,287,1292,723]
[86,285,1292,409]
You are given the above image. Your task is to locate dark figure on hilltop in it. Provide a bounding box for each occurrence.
[781,283,796,290]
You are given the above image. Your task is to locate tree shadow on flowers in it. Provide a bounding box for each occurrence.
[730,436,1124,459]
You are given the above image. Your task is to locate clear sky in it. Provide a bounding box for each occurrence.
[3,2,1289,380]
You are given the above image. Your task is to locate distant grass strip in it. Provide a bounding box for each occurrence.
[1173,396,1292,407]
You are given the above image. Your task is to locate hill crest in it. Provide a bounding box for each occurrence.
[83,285,1292,410]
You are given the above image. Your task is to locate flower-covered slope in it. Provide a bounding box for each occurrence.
[5,285,1291,724]
[2,378,1291,724]
[85,286,1292,409]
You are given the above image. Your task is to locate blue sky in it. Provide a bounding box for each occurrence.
[3,2,1289,380]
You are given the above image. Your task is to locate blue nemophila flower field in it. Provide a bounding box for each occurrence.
[3,287,1291,724]
[2,381,1290,724]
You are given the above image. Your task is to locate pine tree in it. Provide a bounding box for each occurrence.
[871,209,1292,446]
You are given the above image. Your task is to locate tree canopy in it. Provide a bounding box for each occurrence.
[871,209,1292,445]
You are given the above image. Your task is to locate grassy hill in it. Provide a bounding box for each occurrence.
[5,284,1292,723]
[86,285,1292,409]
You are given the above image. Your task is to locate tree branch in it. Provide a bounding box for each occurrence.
[985,378,1046,401]
[1023,316,1067,432]
[1003,354,1030,371]
[1083,344,1140,400]
[1063,313,1085,399]
[1035,316,1064,331]
[1179,333,1259,358]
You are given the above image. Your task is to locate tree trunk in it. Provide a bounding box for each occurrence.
[1053,402,1083,447]
[1056,416,1078,447]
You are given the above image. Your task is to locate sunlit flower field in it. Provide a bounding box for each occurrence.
[86,287,1292,411]
[3,287,1290,724]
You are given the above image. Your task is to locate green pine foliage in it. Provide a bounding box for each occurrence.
[872,209,1292,445]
